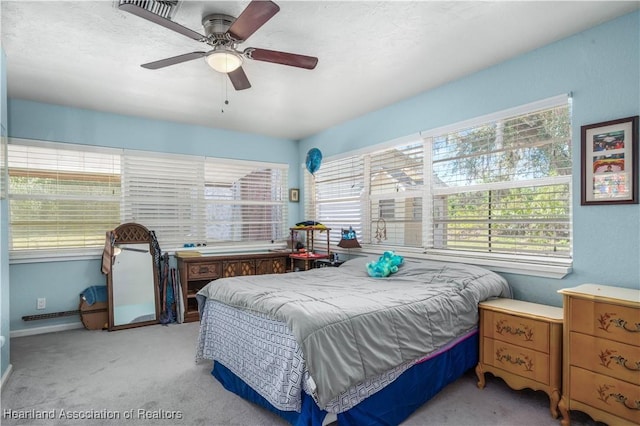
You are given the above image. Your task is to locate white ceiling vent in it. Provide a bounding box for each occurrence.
[116,0,181,20]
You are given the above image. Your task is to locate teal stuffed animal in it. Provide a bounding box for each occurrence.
[366,251,404,278]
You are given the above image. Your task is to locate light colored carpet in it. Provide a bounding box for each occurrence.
[2,322,601,426]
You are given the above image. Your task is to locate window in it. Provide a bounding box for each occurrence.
[378,199,395,219]
[426,100,572,257]
[306,96,572,264]
[8,141,121,251]
[204,158,288,244]
[369,142,424,247]
[9,140,289,256]
[122,150,205,248]
[304,156,364,245]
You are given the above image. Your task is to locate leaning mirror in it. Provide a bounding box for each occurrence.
[107,223,160,331]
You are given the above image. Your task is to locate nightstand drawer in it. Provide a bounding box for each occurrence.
[482,337,550,385]
[482,310,551,353]
[570,332,640,384]
[569,366,640,424]
[188,262,221,279]
[569,298,640,346]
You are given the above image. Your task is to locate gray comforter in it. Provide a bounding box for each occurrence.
[197,256,511,407]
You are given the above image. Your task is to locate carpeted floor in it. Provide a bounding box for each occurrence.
[1,322,602,426]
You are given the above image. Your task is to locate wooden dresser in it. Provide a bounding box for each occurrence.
[476,298,564,418]
[558,284,640,426]
[177,252,288,322]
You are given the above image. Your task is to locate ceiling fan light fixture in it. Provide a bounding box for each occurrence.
[206,49,243,73]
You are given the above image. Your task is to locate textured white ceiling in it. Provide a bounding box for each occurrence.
[2,1,638,140]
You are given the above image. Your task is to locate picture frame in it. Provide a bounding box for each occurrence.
[581,115,639,205]
[289,188,300,203]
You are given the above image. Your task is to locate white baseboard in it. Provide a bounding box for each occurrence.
[10,322,84,338]
[1,363,13,390]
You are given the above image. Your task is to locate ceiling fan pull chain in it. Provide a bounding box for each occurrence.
[221,77,230,114]
[221,79,225,114]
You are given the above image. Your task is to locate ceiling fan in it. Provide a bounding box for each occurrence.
[119,0,318,90]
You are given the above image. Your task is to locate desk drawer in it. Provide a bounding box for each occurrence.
[483,337,550,385]
[482,310,550,353]
[569,366,640,424]
[188,262,221,280]
[569,298,640,346]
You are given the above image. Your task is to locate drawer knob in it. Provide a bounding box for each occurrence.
[597,312,640,333]
[495,319,534,341]
[596,383,640,411]
[495,347,534,372]
[199,266,209,273]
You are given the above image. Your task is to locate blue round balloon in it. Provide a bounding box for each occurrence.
[305,148,323,175]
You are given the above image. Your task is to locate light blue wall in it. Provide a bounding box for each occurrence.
[9,99,299,163]
[10,260,104,332]
[300,11,640,306]
[0,49,11,377]
[7,101,300,332]
[1,48,10,379]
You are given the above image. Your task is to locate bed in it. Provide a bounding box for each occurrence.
[196,255,511,425]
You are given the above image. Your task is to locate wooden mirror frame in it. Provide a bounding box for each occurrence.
[107,222,161,331]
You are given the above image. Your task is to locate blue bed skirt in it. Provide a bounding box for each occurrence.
[212,330,479,426]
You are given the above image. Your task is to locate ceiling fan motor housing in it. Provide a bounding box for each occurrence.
[202,14,236,43]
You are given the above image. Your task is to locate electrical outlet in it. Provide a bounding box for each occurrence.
[37,298,46,310]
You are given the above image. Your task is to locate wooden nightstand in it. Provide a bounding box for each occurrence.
[476,298,563,419]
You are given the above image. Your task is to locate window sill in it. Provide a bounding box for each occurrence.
[337,245,572,279]
[9,242,289,264]
[10,248,104,264]
[12,244,572,279]
[167,242,287,256]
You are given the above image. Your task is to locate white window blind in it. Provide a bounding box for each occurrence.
[305,156,364,245]
[8,140,289,256]
[305,96,572,264]
[369,142,424,247]
[123,153,288,248]
[205,158,288,243]
[122,150,205,248]
[426,101,572,257]
[8,140,121,250]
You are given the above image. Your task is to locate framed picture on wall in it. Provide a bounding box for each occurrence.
[581,115,639,205]
[289,188,300,203]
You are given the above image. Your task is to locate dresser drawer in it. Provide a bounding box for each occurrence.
[569,366,640,424]
[188,262,221,280]
[223,259,255,277]
[570,332,640,384]
[568,298,640,346]
[482,310,550,353]
[483,337,550,385]
[256,256,287,275]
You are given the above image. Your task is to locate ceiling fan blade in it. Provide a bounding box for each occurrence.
[228,67,252,91]
[141,52,206,70]
[119,3,205,41]
[227,0,280,42]
[245,48,318,70]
